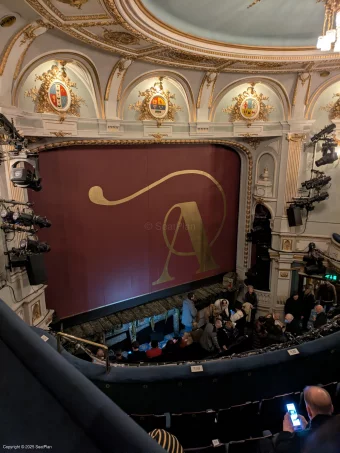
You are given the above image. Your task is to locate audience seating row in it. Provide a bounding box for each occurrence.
[131,381,340,449]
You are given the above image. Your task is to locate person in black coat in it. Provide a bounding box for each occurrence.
[314,305,327,329]
[128,341,147,363]
[244,285,258,324]
[285,314,301,336]
[285,293,302,320]
[301,286,315,331]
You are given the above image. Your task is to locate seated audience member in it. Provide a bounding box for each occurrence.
[128,341,146,362]
[113,349,126,363]
[230,301,246,335]
[190,322,203,343]
[180,332,193,348]
[214,299,229,317]
[273,312,285,330]
[162,340,178,362]
[92,348,105,365]
[285,293,302,320]
[285,313,301,336]
[146,340,162,359]
[252,318,267,349]
[149,429,184,453]
[275,386,334,453]
[303,415,340,453]
[314,304,327,329]
[216,319,238,350]
[200,317,221,354]
[265,314,286,345]
[204,303,218,324]
[307,305,317,330]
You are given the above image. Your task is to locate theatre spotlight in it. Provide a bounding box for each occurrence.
[310,123,336,143]
[315,140,339,167]
[303,242,326,276]
[10,155,42,191]
[14,212,51,228]
[20,238,50,254]
[301,171,331,191]
[0,209,19,224]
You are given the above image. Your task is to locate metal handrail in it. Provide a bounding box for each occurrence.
[56,331,110,373]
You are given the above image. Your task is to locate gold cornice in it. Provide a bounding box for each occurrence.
[197,72,217,109]
[29,138,252,267]
[135,0,316,52]
[13,51,105,119]
[0,24,36,76]
[42,0,109,21]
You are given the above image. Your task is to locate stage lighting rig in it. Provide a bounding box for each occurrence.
[10,154,42,191]
[310,123,336,143]
[0,209,19,224]
[0,113,25,144]
[19,238,50,254]
[13,212,51,228]
[301,170,331,191]
[303,242,326,276]
[315,139,339,167]
[290,192,329,212]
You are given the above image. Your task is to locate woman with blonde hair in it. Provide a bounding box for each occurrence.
[214,298,230,318]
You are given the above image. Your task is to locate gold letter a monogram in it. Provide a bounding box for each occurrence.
[152,202,219,286]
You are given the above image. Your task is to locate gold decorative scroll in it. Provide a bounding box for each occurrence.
[89,170,226,284]
[129,77,182,127]
[222,84,274,126]
[320,92,340,119]
[240,133,261,150]
[24,62,85,119]
[56,0,89,9]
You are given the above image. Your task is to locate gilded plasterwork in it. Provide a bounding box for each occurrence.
[103,29,139,45]
[56,0,89,9]
[24,62,85,119]
[320,92,340,119]
[129,78,182,127]
[223,84,274,126]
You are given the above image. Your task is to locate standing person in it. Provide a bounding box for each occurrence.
[181,292,197,332]
[285,293,302,320]
[302,286,315,331]
[244,285,258,324]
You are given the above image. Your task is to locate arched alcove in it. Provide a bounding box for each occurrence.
[119,71,195,122]
[211,77,290,123]
[14,52,103,119]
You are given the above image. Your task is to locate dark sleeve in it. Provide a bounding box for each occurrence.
[274,432,300,453]
[254,293,258,306]
[284,300,290,315]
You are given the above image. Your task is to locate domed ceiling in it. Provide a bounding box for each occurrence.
[6,0,340,73]
[141,0,324,48]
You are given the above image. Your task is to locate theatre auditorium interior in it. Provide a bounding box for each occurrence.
[4,0,340,452]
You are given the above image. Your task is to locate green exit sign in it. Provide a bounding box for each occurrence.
[325,273,338,282]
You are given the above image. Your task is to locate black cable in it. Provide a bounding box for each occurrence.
[0,282,44,303]
[300,211,310,235]
[317,249,340,264]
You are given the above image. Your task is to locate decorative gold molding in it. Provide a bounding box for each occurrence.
[0,24,35,76]
[129,77,182,127]
[51,131,72,137]
[240,133,261,150]
[56,0,89,9]
[320,91,340,119]
[103,29,139,46]
[222,83,274,126]
[150,133,168,141]
[286,133,307,142]
[29,138,253,267]
[24,62,85,118]
[197,72,217,109]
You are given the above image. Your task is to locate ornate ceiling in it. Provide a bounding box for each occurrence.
[11,0,340,73]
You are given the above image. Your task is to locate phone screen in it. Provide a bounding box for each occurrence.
[286,403,301,430]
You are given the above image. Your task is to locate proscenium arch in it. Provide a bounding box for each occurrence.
[210,76,291,122]
[31,139,252,269]
[305,74,340,119]
[12,50,105,119]
[118,70,196,121]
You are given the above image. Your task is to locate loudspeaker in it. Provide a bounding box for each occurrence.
[26,255,47,285]
[287,206,303,227]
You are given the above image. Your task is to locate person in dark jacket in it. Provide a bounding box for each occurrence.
[244,285,258,323]
[200,318,221,354]
[252,318,267,349]
[285,293,302,320]
[128,341,147,362]
[314,305,327,329]
[303,415,340,453]
[275,386,334,453]
[285,314,301,336]
[230,301,247,336]
[301,286,315,331]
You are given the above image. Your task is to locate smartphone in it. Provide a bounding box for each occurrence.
[286,403,302,430]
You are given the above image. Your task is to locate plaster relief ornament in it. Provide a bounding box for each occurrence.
[129,77,182,127]
[103,29,139,45]
[222,83,274,127]
[24,62,85,120]
[320,92,340,120]
[56,0,89,9]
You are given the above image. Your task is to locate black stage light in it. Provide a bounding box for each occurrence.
[20,238,50,254]
[10,155,42,192]
[315,141,339,167]
[310,123,336,143]
[301,173,331,191]
[0,209,19,223]
[15,212,51,228]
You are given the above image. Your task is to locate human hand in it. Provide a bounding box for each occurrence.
[298,415,308,430]
[283,413,294,433]
[223,345,228,351]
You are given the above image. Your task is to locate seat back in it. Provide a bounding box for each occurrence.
[170,410,217,448]
[259,392,301,434]
[217,402,260,442]
[226,436,273,453]
[130,414,167,432]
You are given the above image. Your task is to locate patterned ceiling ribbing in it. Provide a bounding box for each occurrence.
[21,0,340,73]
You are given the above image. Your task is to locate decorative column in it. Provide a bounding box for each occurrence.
[105,57,133,119]
[284,133,306,209]
[196,72,217,122]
